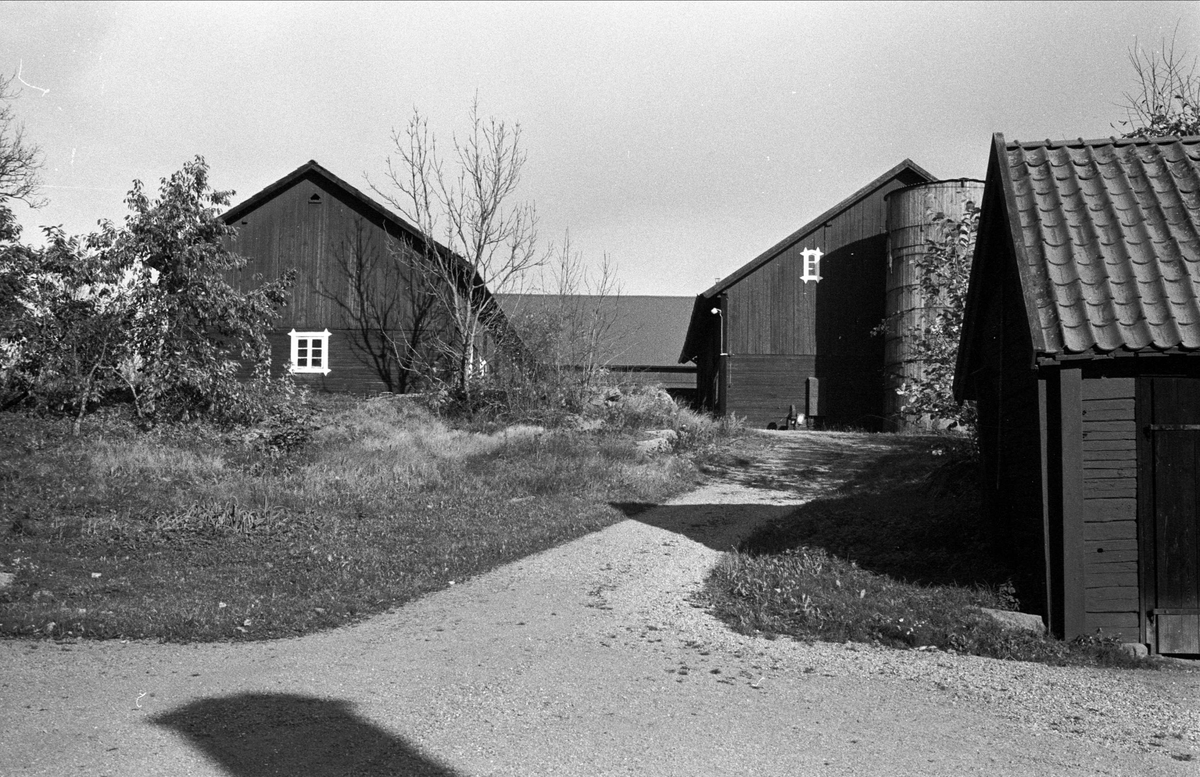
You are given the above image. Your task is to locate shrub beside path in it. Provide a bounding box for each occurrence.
[1,432,1196,776]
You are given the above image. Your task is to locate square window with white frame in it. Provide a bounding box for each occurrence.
[289,329,331,375]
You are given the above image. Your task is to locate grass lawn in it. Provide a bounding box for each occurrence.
[704,435,1161,669]
[0,395,701,642]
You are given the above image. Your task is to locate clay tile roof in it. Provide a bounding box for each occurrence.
[1006,134,1200,356]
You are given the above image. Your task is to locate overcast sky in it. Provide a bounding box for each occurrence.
[2,1,1197,295]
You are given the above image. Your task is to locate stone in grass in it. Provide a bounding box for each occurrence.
[1120,642,1149,659]
[635,429,678,455]
[0,571,13,593]
[980,607,1045,635]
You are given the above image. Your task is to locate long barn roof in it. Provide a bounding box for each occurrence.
[963,133,1200,368]
[497,294,695,369]
[223,160,521,350]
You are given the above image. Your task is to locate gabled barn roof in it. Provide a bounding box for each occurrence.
[678,158,935,363]
[223,159,424,241]
[697,159,935,300]
[957,133,1200,392]
[498,294,695,369]
[224,160,521,350]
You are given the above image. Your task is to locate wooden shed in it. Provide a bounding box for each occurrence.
[678,160,934,428]
[223,160,508,394]
[955,133,1200,655]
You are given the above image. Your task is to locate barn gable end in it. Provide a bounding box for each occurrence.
[223,161,516,395]
[680,160,936,428]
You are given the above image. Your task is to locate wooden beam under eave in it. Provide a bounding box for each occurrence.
[1060,368,1087,638]
[1039,374,1054,633]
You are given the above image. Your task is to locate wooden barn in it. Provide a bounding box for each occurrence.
[678,160,935,429]
[955,133,1200,655]
[498,294,697,401]
[223,160,507,394]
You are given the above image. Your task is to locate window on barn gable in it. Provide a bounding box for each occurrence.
[800,248,823,283]
[289,329,331,375]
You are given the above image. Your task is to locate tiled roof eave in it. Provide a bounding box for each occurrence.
[1035,344,1200,365]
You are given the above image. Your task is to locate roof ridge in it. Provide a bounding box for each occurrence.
[222,160,422,241]
[696,159,936,299]
[1007,135,1200,150]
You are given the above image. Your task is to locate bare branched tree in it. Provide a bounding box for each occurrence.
[0,73,45,208]
[1118,31,1200,138]
[545,233,621,391]
[376,100,543,402]
[317,218,444,394]
[506,232,622,412]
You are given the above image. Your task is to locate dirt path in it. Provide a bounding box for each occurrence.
[1,431,1196,776]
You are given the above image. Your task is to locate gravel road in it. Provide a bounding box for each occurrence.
[1,431,1196,776]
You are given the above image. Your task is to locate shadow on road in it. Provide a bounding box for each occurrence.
[611,502,796,551]
[609,431,905,552]
[152,692,460,777]
[618,432,1010,589]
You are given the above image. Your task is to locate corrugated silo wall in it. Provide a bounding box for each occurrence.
[883,180,984,431]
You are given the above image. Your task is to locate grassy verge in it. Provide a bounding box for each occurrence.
[704,435,1159,668]
[0,395,700,642]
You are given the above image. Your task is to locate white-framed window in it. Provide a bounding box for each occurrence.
[800,248,823,283]
[289,329,331,375]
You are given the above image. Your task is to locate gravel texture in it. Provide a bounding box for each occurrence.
[0,430,1196,776]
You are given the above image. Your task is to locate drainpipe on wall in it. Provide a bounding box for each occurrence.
[712,300,728,415]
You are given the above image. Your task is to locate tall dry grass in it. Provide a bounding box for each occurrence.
[1,394,703,642]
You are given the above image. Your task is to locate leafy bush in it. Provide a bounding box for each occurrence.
[1,158,292,431]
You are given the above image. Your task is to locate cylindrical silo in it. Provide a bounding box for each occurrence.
[883,179,985,432]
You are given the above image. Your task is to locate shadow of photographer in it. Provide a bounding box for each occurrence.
[152,692,460,777]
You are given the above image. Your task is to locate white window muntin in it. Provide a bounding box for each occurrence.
[800,248,823,283]
[289,329,331,375]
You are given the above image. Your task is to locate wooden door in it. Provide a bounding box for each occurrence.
[1142,377,1200,654]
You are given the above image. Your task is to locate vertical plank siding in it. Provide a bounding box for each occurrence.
[229,178,417,333]
[227,173,432,393]
[1141,377,1200,653]
[1079,377,1138,639]
[725,355,816,426]
[723,181,907,428]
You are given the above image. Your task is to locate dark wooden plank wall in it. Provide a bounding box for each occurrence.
[721,180,909,428]
[725,355,815,426]
[725,185,894,355]
[968,222,1047,622]
[229,177,412,332]
[261,330,391,393]
[1079,377,1139,638]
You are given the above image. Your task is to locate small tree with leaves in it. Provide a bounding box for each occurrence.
[111,157,294,420]
[885,199,980,431]
[1,227,135,431]
[3,158,294,429]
